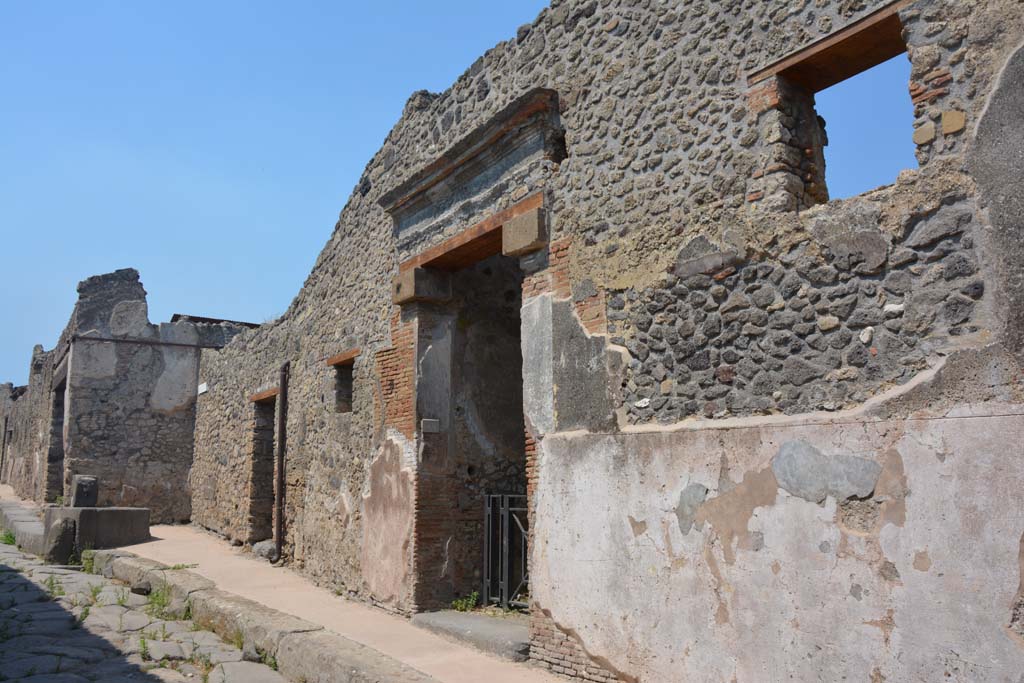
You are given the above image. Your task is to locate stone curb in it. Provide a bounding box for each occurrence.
[0,499,46,556]
[92,549,438,683]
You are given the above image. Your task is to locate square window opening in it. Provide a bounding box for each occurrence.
[815,54,915,200]
[747,2,913,209]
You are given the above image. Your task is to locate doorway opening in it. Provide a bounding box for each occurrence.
[46,380,66,502]
[451,254,527,606]
[248,396,277,543]
[415,252,527,610]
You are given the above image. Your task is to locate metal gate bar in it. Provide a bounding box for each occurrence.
[483,493,528,609]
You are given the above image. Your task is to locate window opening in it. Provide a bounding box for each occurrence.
[815,54,915,199]
[325,349,359,414]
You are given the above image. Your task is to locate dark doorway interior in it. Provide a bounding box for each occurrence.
[46,381,66,502]
[1,419,10,484]
[249,397,276,543]
[431,253,527,607]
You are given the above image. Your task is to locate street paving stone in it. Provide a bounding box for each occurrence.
[0,543,285,682]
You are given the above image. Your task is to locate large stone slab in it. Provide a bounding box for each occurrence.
[412,610,530,662]
[188,589,322,657]
[276,629,437,683]
[44,507,150,550]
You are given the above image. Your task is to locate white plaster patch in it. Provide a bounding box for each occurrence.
[71,340,117,380]
[109,300,153,337]
[150,324,200,413]
[879,414,1024,681]
[521,294,554,435]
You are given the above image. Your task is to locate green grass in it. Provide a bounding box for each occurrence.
[145,584,172,618]
[1,529,15,545]
[451,591,479,612]
[80,549,95,574]
[43,575,65,599]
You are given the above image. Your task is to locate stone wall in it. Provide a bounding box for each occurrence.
[618,190,985,424]
[1,269,250,523]
[184,0,1024,679]
[0,349,58,503]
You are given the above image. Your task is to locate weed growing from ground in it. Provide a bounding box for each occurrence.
[145,584,172,618]
[43,574,65,599]
[451,591,479,612]
[81,550,95,574]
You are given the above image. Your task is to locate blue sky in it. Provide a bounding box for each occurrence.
[0,3,914,385]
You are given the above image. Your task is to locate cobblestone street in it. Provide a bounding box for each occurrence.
[0,542,283,682]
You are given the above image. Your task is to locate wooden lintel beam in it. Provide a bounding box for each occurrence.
[249,387,279,403]
[747,0,910,92]
[325,348,361,367]
[399,192,544,273]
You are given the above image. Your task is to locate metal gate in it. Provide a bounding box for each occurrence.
[483,494,528,610]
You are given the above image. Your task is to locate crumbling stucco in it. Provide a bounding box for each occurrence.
[361,434,414,606]
[534,402,1024,681]
[771,440,881,504]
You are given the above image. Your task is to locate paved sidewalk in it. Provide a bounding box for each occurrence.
[122,524,559,683]
[0,484,559,683]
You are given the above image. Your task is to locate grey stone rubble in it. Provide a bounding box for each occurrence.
[0,542,284,683]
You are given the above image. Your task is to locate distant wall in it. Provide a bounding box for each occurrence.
[0,348,58,503]
[1,269,249,523]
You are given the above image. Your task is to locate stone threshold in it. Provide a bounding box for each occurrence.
[412,609,531,662]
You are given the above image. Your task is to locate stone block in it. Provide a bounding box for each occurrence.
[43,517,77,564]
[44,507,150,551]
[913,121,936,145]
[942,110,966,135]
[277,629,437,683]
[501,207,548,257]
[411,610,530,661]
[190,588,322,657]
[392,267,451,305]
[69,475,99,507]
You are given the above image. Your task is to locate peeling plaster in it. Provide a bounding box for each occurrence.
[360,430,414,606]
[534,407,1024,681]
[772,440,882,504]
[1011,531,1024,640]
[694,467,778,565]
[674,482,708,534]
